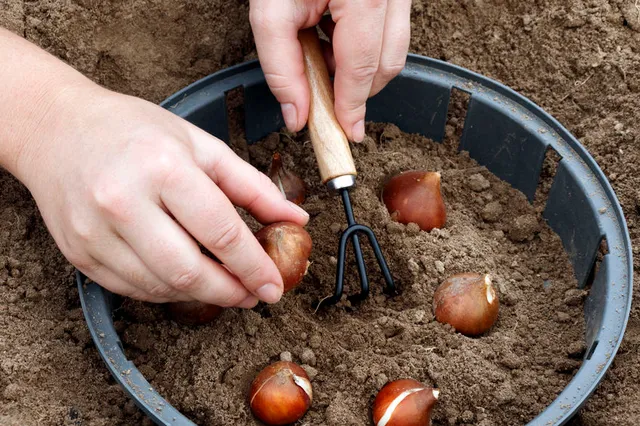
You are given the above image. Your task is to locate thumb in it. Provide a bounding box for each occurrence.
[250,0,310,132]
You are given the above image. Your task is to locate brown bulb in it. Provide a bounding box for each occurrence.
[433,273,499,336]
[249,361,312,425]
[167,301,223,326]
[382,170,446,231]
[268,152,306,205]
[372,379,439,426]
[255,222,312,292]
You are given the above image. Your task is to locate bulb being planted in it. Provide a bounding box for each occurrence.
[372,379,439,426]
[382,170,446,231]
[249,361,313,425]
[268,152,306,205]
[167,301,223,326]
[255,222,312,292]
[433,273,499,336]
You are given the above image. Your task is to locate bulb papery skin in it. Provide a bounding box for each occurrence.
[255,222,312,292]
[249,361,313,425]
[372,379,439,426]
[268,152,306,205]
[382,170,446,231]
[433,273,499,336]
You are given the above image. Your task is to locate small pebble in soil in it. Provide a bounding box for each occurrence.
[461,410,475,422]
[481,201,503,223]
[329,223,342,234]
[279,351,293,362]
[375,373,388,389]
[406,222,421,235]
[300,348,316,366]
[564,289,587,306]
[567,341,586,358]
[507,214,540,242]
[408,258,421,275]
[301,365,318,380]
[386,222,405,233]
[309,334,322,349]
[435,260,445,274]
[467,173,491,192]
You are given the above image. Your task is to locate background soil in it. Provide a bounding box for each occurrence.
[0,0,639,425]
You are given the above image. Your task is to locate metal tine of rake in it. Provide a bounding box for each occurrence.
[322,188,395,307]
[299,28,396,309]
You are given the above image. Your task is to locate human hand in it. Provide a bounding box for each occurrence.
[15,83,309,307]
[249,0,411,142]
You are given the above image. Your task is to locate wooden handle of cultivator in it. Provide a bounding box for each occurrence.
[299,28,357,185]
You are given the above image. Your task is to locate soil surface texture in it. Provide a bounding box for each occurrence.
[118,121,584,425]
[1,0,639,425]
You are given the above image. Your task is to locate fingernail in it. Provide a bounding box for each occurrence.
[352,120,365,142]
[281,103,298,131]
[256,283,283,304]
[288,201,309,218]
[237,294,259,309]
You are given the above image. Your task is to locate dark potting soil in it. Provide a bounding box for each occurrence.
[119,121,586,426]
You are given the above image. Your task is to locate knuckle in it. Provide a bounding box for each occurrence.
[336,98,367,116]
[72,257,100,274]
[249,8,277,30]
[366,0,386,9]
[245,174,273,213]
[380,59,406,80]
[126,288,156,302]
[263,72,294,93]
[239,261,264,285]
[349,62,379,81]
[71,218,94,244]
[147,283,177,299]
[208,222,244,253]
[215,285,246,308]
[92,182,133,223]
[169,263,201,292]
[151,151,180,179]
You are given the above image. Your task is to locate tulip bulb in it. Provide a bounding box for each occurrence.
[268,152,306,205]
[382,170,446,231]
[372,379,439,426]
[167,301,223,326]
[255,222,312,292]
[249,361,313,425]
[433,273,499,336]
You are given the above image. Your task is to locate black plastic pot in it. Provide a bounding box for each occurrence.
[77,55,633,425]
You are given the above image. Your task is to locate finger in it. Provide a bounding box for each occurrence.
[237,294,260,309]
[189,129,309,226]
[249,0,310,132]
[116,203,254,307]
[330,1,387,142]
[160,165,285,304]
[370,0,411,96]
[80,263,172,303]
[86,234,193,302]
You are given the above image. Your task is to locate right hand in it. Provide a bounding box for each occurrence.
[14,83,309,308]
[250,0,412,142]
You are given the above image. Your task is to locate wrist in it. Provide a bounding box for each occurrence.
[8,78,104,187]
